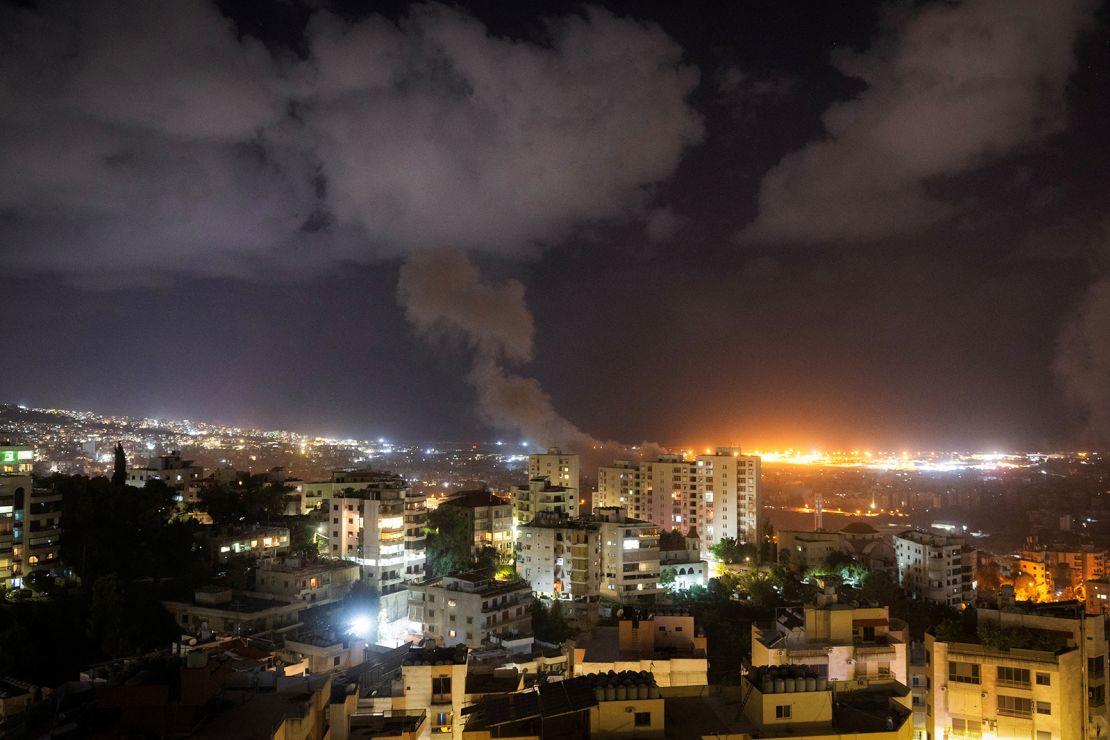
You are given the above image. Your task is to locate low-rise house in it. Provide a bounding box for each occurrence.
[196,525,290,564]
[254,557,360,605]
[750,582,909,687]
[162,586,306,639]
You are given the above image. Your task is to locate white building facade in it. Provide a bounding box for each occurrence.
[596,448,761,552]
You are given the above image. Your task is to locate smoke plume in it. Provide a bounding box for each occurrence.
[1054,231,1110,445]
[398,249,600,449]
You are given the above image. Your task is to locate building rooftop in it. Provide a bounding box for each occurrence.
[192,673,330,740]
[442,489,510,509]
[414,572,532,598]
[465,669,522,695]
[895,529,968,547]
[519,477,571,492]
[463,672,655,732]
[576,625,704,663]
[402,645,468,666]
[167,590,299,615]
[841,522,879,534]
[257,557,358,575]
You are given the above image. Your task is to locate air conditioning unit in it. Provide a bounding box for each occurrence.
[625,707,635,713]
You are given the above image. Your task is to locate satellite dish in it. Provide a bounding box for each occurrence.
[616,608,624,618]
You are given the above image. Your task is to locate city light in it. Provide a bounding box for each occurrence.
[348,615,374,638]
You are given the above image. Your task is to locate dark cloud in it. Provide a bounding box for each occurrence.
[739,0,1097,243]
[0,1,702,282]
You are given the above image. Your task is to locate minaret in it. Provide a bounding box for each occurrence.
[814,492,824,531]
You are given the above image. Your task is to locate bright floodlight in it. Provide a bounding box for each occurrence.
[349,615,373,638]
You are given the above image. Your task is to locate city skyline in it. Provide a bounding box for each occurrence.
[2,1,1109,452]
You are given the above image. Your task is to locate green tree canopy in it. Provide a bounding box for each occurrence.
[425,506,476,577]
[531,598,575,643]
[710,537,759,564]
[659,529,688,551]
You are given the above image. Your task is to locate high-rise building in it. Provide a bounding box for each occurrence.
[893,530,974,607]
[527,448,579,493]
[596,448,761,552]
[510,476,577,528]
[324,470,427,623]
[926,597,1109,740]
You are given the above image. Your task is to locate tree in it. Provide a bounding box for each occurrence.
[710,537,759,564]
[659,529,687,551]
[859,570,900,606]
[425,506,476,577]
[474,546,501,574]
[89,574,128,658]
[660,567,677,588]
[759,519,777,564]
[531,598,575,643]
[111,442,127,487]
[737,570,781,609]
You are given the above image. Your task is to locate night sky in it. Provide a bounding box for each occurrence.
[1,0,1109,451]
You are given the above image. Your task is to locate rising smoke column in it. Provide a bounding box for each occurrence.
[397,248,600,449]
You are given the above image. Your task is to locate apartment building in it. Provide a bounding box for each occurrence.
[408,572,533,649]
[0,446,33,475]
[325,470,427,622]
[596,506,661,602]
[517,511,602,600]
[926,596,1110,740]
[779,522,896,571]
[438,489,513,561]
[254,557,360,605]
[195,524,290,564]
[162,586,307,638]
[300,468,412,513]
[528,448,579,493]
[0,472,62,589]
[751,583,909,687]
[126,450,203,497]
[1022,543,1109,600]
[596,448,761,553]
[510,476,577,528]
[894,530,975,607]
